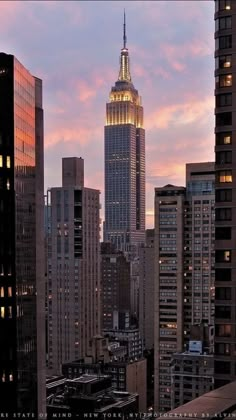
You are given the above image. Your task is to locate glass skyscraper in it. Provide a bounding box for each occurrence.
[0,53,45,414]
[104,14,145,251]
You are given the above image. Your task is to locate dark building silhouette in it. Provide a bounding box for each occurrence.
[214,0,236,387]
[101,242,131,330]
[0,53,45,413]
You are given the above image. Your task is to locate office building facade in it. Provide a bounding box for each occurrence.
[47,157,101,374]
[0,53,45,413]
[104,14,145,251]
[214,0,236,387]
[101,242,131,330]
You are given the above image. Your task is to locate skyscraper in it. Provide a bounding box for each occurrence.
[47,157,101,374]
[104,13,145,251]
[214,0,236,387]
[0,53,45,413]
[154,162,215,413]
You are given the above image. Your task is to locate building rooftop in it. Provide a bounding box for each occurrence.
[157,381,236,420]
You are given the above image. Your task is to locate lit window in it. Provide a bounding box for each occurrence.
[8,306,12,318]
[6,156,10,168]
[6,179,10,190]
[0,287,4,297]
[218,171,232,183]
[0,307,5,318]
[2,372,5,382]
[224,135,231,144]
[0,155,2,167]
[8,287,12,297]
[224,251,231,262]
[9,373,13,382]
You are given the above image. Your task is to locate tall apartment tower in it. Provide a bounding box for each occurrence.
[184,163,215,338]
[47,158,101,374]
[101,242,131,330]
[139,229,155,350]
[154,163,215,413]
[0,53,45,413]
[154,185,185,413]
[214,0,236,387]
[104,13,145,251]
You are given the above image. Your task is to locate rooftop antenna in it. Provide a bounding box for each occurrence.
[123,9,127,49]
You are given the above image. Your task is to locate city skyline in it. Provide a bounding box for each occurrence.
[0,0,214,227]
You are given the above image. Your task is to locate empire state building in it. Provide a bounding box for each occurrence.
[104,13,145,251]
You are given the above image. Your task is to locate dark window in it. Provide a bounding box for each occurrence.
[216,17,232,30]
[215,207,232,220]
[215,343,230,355]
[216,35,232,50]
[216,132,232,145]
[216,189,232,202]
[215,287,231,300]
[216,151,232,164]
[216,227,231,240]
[216,112,232,126]
[215,268,231,281]
[215,305,231,319]
[215,324,231,337]
[215,360,230,374]
[216,93,232,107]
[215,250,231,262]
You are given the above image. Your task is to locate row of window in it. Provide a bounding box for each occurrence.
[216,74,232,88]
[215,0,231,12]
[216,35,232,50]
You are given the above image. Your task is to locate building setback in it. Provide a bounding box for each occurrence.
[47,157,101,374]
[0,53,45,414]
[104,13,145,251]
[214,0,236,387]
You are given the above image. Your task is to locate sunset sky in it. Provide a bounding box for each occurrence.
[0,0,214,228]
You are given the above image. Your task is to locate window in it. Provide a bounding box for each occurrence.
[0,287,4,297]
[6,179,10,190]
[215,207,232,220]
[216,189,232,202]
[215,324,231,337]
[215,17,232,31]
[216,94,232,107]
[216,112,232,126]
[0,156,2,167]
[217,74,232,88]
[215,250,231,262]
[216,227,231,240]
[217,170,232,183]
[6,156,10,168]
[215,268,231,281]
[216,151,232,164]
[215,305,231,319]
[215,343,230,355]
[8,287,12,297]
[215,287,231,300]
[216,0,231,11]
[216,35,232,50]
[0,307,5,318]
[215,361,230,374]
[216,132,232,145]
[216,55,232,70]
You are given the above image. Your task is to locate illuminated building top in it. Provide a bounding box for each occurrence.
[106,11,143,128]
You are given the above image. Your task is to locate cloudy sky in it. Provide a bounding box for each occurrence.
[0,0,214,228]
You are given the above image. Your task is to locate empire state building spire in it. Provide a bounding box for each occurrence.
[118,10,132,82]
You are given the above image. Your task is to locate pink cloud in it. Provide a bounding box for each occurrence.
[146,95,214,130]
